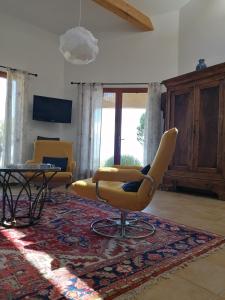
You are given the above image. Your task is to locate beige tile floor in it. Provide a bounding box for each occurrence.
[118,190,225,300]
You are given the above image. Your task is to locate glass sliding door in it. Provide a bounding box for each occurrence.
[100,92,116,167]
[0,72,7,165]
[100,88,148,167]
[121,92,148,166]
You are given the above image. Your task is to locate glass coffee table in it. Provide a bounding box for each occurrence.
[0,164,61,228]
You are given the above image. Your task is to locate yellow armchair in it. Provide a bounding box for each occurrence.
[72,128,178,239]
[26,140,75,189]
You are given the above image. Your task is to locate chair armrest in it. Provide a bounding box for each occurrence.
[25,160,36,164]
[113,165,142,171]
[92,167,144,183]
[68,160,76,172]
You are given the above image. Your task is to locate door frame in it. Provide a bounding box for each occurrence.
[103,87,148,164]
[0,71,7,78]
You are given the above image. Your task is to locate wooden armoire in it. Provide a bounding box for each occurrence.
[162,62,225,200]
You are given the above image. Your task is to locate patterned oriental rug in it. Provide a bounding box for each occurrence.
[0,192,225,300]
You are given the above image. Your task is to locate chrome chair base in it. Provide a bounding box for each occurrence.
[91,212,155,239]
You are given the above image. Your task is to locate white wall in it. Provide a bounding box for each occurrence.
[2,2,224,162]
[63,11,180,158]
[64,11,179,96]
[179,0,225,74]
[0,13,76,159]
[63,11,180,159]
[0,10,180,161]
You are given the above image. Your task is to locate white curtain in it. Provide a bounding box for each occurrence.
[76,83,103,179]
[144,82,162,164]
[2,70,29,166]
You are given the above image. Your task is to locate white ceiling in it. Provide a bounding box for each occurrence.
[0,0,190,34]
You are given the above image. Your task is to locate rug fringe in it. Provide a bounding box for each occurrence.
[115,243,225,300]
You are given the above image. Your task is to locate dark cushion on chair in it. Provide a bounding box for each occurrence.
[42,157,68,171]
[37,136,60,140]
[122,164,151,192]
[141,164,151,175]
[122,180,142,192]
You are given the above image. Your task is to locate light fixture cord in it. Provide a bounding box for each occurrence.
[78,0,82,26]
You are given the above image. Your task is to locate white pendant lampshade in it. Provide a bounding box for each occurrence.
[59,26,99,65]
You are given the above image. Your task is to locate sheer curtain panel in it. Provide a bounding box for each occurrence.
[76,83,103,179]
[2,70,29,166]
[144,82,162,165]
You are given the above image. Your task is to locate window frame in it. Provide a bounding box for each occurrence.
[0,71,7,78]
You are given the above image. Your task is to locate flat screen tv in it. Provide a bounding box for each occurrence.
[33,95,72,123]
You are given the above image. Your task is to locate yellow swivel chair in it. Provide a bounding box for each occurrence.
[72,128,178,239]
[26,140,76,190]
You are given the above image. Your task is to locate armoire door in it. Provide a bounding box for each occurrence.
[168,88,194,171]
[193,81,224,175]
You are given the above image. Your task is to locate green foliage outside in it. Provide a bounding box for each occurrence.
[137,112,145,145]
[103,112,145,167]
[104,154,141,167]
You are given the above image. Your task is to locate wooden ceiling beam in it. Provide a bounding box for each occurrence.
[92,0,154,31]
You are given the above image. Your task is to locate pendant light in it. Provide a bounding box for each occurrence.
[59,0,99,65]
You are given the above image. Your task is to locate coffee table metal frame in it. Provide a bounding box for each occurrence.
[0,166,60,228]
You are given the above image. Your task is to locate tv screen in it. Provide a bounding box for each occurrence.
[33,95,72,123]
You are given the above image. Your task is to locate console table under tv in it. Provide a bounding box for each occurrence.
[0,164,61,228]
